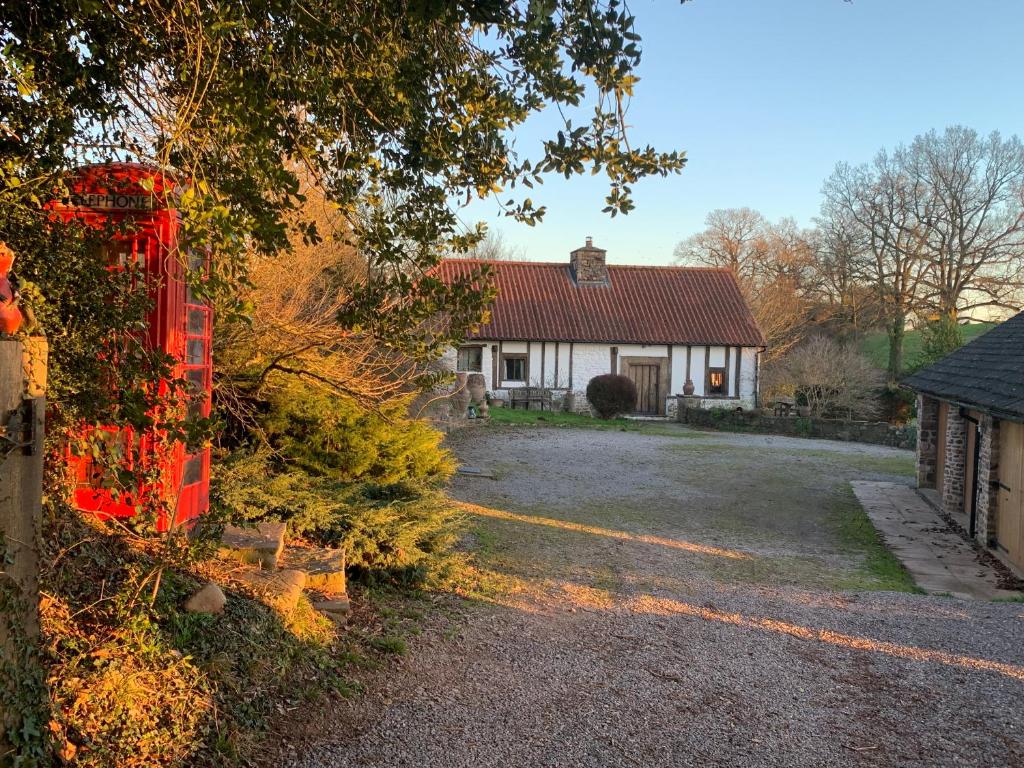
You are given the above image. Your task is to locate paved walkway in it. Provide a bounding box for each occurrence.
[851,481,1020,600]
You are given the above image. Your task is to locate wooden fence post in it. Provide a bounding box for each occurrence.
[0,336,47,759]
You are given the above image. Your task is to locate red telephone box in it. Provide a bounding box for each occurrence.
[52,163,212,529]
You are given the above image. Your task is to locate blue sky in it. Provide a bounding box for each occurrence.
[462,0,1024,265]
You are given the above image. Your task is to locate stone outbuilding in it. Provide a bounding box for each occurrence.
[435,238,765,416]
[904,311,1024,573]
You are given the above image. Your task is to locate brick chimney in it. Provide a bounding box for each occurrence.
[570,236,609,287]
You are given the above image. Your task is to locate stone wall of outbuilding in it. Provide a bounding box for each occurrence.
[917,395,1005,550]
[941,408,967,516]
[916,395,940,488]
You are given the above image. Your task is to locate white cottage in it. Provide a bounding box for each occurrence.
[437,238,766,416]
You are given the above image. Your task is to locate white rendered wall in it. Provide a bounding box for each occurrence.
[616,344,668,359]
[556,343,571,389]
[446,342,760,410]
[688,346,707,395]
[527,342,543,386]
[539,342,560,388]
[708,346,725,368]
[669,345,687,394]
[570,343,613,392]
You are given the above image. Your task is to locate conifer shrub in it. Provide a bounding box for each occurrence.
[260,381,453,483]
[211,380,460,583]
[914,315,963,370]
[586,374,638,418]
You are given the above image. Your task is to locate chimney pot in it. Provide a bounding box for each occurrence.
[585,236,593,247]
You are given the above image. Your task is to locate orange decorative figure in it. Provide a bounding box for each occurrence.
[0,242,22,335]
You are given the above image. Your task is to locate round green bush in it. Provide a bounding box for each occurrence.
[586,374,638,419]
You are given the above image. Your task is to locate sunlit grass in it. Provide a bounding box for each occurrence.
[860,321,996,371]
[459,501,751,560]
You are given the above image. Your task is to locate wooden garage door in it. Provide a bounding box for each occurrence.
[997,420,1024,570]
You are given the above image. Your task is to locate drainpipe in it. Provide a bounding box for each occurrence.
[959,406,982,539]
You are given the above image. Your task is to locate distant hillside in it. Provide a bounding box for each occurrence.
[860,322,997,372]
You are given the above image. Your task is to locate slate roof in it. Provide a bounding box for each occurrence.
[434,259,766,347]
[903,312,1024,420]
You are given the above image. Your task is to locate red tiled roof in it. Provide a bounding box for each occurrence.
[435,259,766,346]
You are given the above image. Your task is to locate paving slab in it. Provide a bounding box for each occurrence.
[851,481,1021,600]
[280,546,347,594]
[313,598,351,628]
[456,466,494,478]
[236,568,307,614]
[219,521,286,569]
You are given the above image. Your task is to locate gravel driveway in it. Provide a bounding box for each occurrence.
[286,425,1024,768]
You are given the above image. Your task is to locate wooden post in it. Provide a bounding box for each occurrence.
[0,336,46,756]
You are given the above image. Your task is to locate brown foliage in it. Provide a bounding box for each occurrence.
[675,209,814,359]
[215,182,423,434]
[762,337,883,419]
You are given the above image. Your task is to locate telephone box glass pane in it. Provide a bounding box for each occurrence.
[187,308,206,336]
[183,455,202,485]
[187,339,206,365]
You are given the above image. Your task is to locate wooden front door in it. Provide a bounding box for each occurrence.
[629,364,660,415]
[997,421,1024,570]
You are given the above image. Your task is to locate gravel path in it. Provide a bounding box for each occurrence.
[286,425,1024,768]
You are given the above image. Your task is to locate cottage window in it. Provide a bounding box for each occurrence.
[457,346,483,372]
[502,355,527,382]
[708,367,727,396]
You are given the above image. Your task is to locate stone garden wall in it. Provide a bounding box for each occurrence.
[679,405,916,450]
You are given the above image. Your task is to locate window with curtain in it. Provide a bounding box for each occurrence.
[457,346,483,372]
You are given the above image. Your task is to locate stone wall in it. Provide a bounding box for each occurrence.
[916,394,940,487]
[941,410,967,516]
[678,405,916,450]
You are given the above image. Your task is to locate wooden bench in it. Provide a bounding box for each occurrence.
[509,387,553,411]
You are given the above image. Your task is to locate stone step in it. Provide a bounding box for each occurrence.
[218,521,286,569]
[312,598,351,628]
[280,546,346,594]
[235,568,306,614]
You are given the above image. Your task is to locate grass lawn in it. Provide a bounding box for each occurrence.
[489,407,626,429]
[860,322,996,371]
[486,405,705,438]
[449,422,920,595]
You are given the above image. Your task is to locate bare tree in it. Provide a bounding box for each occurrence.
[821,154,930,386]
[907,126,1024,319]
[458,228,527,261]
[811,206,881,337]
[763,337,883,420]
[675,209,812,359]
[673,208,767,283]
